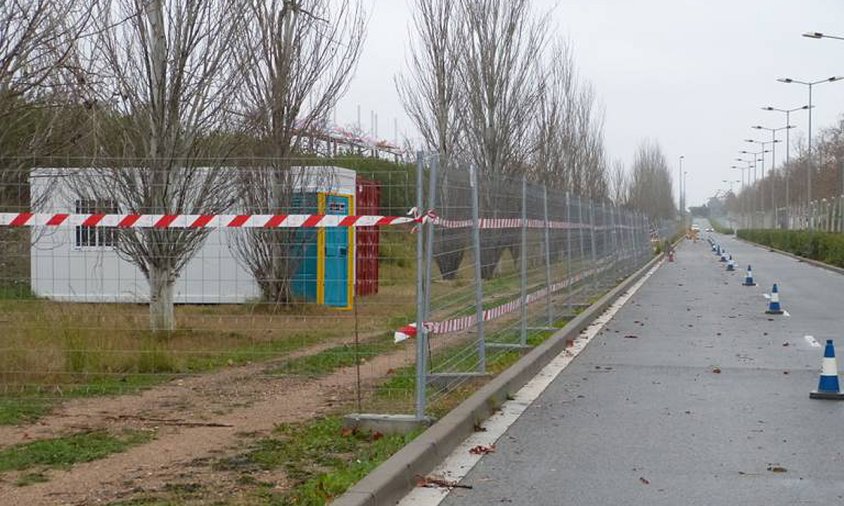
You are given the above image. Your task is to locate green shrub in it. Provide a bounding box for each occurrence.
[737,229,844,268]
[709,218,734,235]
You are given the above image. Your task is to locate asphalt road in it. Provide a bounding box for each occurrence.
[440,234,844,505]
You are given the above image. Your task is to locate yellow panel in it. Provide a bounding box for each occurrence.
[317,193,326,305]
[347,194,356,310]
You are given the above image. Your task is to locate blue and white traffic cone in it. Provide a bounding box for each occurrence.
[742,265,756,286]
[720,250,728,262]
[715,245,721,256]
[810,340,844,400]
[726,255,735,271]
[765,283,784,315]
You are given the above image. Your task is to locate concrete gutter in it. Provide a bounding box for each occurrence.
[733,236,844,276]
[332,252,665,506]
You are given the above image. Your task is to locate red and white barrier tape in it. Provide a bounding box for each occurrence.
[394,253,635,343]
[0,212,419,229]
[1,211,642,232]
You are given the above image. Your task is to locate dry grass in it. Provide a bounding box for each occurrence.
[0,233,417,407]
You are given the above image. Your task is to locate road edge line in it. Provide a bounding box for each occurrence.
[331,252,665,506]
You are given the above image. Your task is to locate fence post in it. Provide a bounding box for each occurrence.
[470,164,485,373]
[589,198,598,294]
[577,195,586,277]
[840,196,844,233]
[414,152,428,421]
[564,191,573,316]
[423,156,438,337]
[543,185,553,326]
[519,177,528,346]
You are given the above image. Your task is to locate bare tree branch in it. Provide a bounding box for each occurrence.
[230,0,366,304]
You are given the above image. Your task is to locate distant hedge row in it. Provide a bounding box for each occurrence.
[709,218,734,235]
[737,229,844,268]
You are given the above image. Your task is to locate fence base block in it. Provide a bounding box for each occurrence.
[342,414,434,436]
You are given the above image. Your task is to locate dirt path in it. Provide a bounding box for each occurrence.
[0,285,548,505]
[0,338,424,505]
[0,330,389,448]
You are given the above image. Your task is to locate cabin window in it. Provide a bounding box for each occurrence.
[75,199,119,248]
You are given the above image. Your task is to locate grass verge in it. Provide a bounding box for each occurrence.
[738,228,844,268]
[0,429,154,482]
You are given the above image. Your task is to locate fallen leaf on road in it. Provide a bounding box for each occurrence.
[782,342,789,347]
[712,367,722,374]
[624,335,639,339]
[639,477,650,485]
[767,466,787,473]
[469,444,496,455]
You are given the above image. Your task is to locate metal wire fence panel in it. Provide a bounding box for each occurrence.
[0,155,658,428]
[0,157,422,420]
[735,196,844,232]
[415,163,654,413]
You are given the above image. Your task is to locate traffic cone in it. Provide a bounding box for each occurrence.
[715,245,721,256]
[742,265,756,286]
[810,340,844,400]
[765,283,784,315]
[720,251,728,262]
[726,255,735,271]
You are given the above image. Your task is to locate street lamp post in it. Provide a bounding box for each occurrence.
[762,105,810,208]
[752,125,794,222]
[777,76,844,204]
[744,140,779,210]
[731,164,749,226]
[740,149,770,226]
[678,155,685,221]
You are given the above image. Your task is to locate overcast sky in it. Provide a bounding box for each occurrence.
[336,0,844,208]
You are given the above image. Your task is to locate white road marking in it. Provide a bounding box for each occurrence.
[397,260,664,506]
[805,335,821,348]
[763,293,771,300]
[783,310,791,318]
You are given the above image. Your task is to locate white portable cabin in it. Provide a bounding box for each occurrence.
[30,166,357,305]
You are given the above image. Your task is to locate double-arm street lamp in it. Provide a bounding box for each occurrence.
[777,76,844,203]
[761,105,810,207]
[744,139,780,199]
[803,31,844,42]
[740,149,771,215]
[752,125,793,212]
[678,155,685,219]
[734,157,758,227]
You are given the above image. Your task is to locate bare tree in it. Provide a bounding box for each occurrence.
[531,39,573,188]
[456,0,548,279]
[230,0,365,304]
[73,0,245,331]
[0,0,92,209]
[397,0,465,280]
[627,140,675,221]
[609,159,628,205]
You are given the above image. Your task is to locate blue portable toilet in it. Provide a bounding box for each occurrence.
[291,166,356,308]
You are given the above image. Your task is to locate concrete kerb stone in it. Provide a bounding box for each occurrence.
[733,236,844,276]
[331,251,665,506]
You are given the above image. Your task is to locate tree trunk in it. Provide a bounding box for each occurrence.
[149,265,176,332]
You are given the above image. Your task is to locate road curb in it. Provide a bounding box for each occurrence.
[733,236,844,276]
[331,252,665,506]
